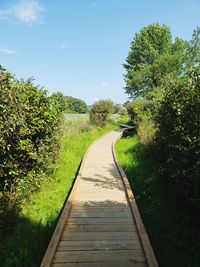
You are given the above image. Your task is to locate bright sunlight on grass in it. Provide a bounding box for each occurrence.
[116,134,200,267]
[1,119,116,267]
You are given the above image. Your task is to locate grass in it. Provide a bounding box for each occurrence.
[1,118,116,267]
[116,134,200,267]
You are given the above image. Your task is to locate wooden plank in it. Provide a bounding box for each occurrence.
[64,223,137,232]
[71,206,130,213]
[57,240,142,251]
[66,217,133,225]
[54,250,145,263]
[112,136,159,267]
[52,261,147,267]
[69,210,132,218]
[61,231,140,241]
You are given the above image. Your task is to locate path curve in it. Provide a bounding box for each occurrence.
[41,130,158,267]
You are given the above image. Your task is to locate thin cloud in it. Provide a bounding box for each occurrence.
[0,0,44,25]
[0,48,16,54]
[101,81,110,86]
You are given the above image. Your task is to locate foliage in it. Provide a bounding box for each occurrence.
[90,99,114,126]
[156,68,200,210]
[0,66,62,220]
[124,23,187,98]
[126,98,157,143]
[116,135,200,267]
[49,92,66,113]
[124,22,200,222]
[65,96,88,113]
[186,26,200,67]
[0,119,116,267]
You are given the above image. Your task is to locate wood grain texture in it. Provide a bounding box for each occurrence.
[54,250,145,263]
[64,223,137,232]
[57,239,141,251]
[52,262,147,267]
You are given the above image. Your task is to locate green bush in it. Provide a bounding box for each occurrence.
[0,67,62,217]
[156,68,200,210]
[126,99,157,143]
[90,100,114,127]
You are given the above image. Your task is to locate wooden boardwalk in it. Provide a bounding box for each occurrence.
[41,130,158,267]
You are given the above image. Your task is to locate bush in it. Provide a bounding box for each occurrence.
[90,100,114,127]
[156,68,200,210]
[0,67,62,218]
[126,99,157,143]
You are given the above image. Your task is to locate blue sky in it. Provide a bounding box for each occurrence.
[0,0,199,104]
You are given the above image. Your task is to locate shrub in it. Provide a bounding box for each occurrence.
[156,68,200,210]
[90,100,114,127]
[0,67,62,217]
[126,99,156,143]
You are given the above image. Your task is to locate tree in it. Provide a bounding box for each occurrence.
[49,91,66,113]
[65,96,88,113]
[124,23,187,98]
[90,100,114,126]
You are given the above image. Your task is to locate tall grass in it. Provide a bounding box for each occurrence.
[116,135,200,267]
[1,117,116,267]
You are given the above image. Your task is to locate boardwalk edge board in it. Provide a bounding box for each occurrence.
[112,130,159,267]
[40,131,115,267]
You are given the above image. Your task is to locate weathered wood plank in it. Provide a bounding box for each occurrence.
[61,231,140,241]
[54,250,145,263]
[57,240,142,251]
[64,223,137,232]
[69,210,132,218]
[52,262,147,267]
[72,205,130,211]
[66,217,133,225]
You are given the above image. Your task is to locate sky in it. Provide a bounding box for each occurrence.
[0,0,199,105]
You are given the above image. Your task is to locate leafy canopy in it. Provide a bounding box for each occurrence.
[124,23,187,98]
[65,96,88,113]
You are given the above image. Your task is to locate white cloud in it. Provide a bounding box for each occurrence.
[101,81,110,86]
[0,48,16,54]
[0,0,44,25]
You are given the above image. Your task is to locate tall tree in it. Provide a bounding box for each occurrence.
[124,23,187,98]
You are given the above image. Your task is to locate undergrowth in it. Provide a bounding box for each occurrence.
[0,119,116,267]
[116,135,200,267]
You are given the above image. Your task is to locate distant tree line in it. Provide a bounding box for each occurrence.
[50,92,88,114]
[124,24,200,214]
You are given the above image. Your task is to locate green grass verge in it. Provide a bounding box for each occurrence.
[116,135,200,267]
[1,123,116,267]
